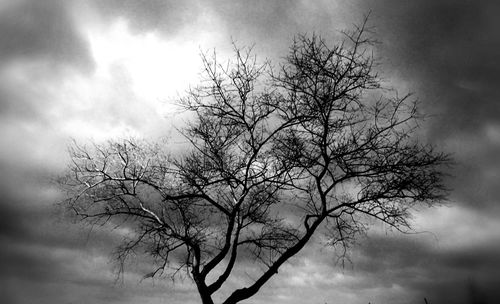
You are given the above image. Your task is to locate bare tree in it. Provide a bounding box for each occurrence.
[60,20,450,304]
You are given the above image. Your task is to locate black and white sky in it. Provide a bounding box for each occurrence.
[1,1,500,303]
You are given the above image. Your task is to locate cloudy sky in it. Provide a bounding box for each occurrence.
[1,1,500,303]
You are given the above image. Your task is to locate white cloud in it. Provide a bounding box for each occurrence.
[412,205,500,251]
[86,19,201,104]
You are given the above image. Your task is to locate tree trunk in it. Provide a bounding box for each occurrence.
[198,291,215,304]
[194,277,215,304]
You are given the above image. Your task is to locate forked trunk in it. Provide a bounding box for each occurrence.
[195,280,215,304]
[199,291,215,304]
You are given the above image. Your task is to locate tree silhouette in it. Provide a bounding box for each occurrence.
[60,19,450,304]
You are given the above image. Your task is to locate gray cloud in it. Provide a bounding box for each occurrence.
[346,231,500,304]
[207,0,300,47]
[89,0,202,36]
[88,0,359,59]
[204,0,361,58]
[363,0,500,135]
[354,0,500,209]
[0,0,93,71]
[0,0,94,126]
[0,177,187,304]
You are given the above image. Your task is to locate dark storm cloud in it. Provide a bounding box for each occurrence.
[355,0,500,209]
[205,0,359,56]
[0,170,98,300]
[361,0,500,135]
[0,162,195,303]
[345,232,500,304]
[208,0,299,45]
[0,0,94,124]
[0,179,156,304]
[0,0,93,71]
[0,152,150,303]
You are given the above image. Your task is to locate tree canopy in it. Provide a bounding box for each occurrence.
[61,20,450,304]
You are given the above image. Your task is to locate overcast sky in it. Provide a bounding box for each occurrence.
[1,1,500,304]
